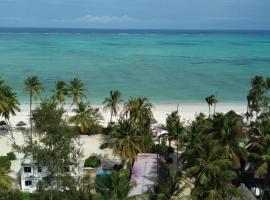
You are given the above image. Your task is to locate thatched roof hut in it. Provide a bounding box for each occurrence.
[16,121,27,127]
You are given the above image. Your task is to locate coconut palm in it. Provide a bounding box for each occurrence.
[112,118,142,166]
[100,169,136,200]
[0,168,12,189]
[166,111,183,147]
[51,80,69,105]
[0,81,20,125]
[103,90,123,122]
[212,111,247,169]
[184,138,240,200]
[69,102,102,133]
[124,97,154,131]
[24,76,43,135]
[68,78,87,108]
[205,95,216,117]
[140,130,154,153]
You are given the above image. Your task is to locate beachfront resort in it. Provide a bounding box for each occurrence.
[0,75,269,199]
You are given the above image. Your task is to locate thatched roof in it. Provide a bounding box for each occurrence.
[0,121,7,126]
[16,121,27,127]
[232,183,257,200]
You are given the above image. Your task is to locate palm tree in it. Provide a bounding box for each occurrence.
[0,81,20,124]
[100,169,135,200]
[205,95,216,117]
[166,111,182,147]
[184,138,240,200]
[112,118,142,166]
[69,102,102,134]
[140,130,154,153]
[68,78,87,109]
[24,76,43,136]
[103,90,123,122]
[0,168,12,189]
[212,111,247,169]
[51,80,69,105]
[124,97,154,131]
[213,95,218,115]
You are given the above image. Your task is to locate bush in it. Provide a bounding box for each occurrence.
[84,156,101,168]
[0,156,11,170]
[99,143,109,150]
[7,152,16,160]
[153,144,168,156]
[167,146,174,154]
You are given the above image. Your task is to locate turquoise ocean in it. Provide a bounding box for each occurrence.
[0,28,270,104]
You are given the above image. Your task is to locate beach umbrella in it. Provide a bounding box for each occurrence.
[16,121,27,127]
[0,121,7,126]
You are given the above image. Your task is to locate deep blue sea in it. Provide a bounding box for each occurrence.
[0,28,270,104]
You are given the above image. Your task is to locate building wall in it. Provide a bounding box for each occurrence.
[21,164,47,193]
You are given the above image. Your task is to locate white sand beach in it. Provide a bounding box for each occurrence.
[7,102,247,127]
[0,102,246,186]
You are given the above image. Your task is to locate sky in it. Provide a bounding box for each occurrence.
[0,0,269,29]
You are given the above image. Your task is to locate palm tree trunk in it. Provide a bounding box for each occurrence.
[208,104,211,118]
[214,103,216,115]
[110,110,113,122]
[30,91,33,141]
[176,135,179,172]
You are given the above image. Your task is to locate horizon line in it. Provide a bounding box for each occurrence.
[1,26,270,32]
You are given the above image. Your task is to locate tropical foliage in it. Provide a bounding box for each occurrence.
[103,90,123,122]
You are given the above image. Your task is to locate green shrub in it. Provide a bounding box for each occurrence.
[99,143,109,150]
[84,156,101,168]
[167,146,174,154]
[0,156,11,170]
[7,152,16,160]
[153,144,168,156]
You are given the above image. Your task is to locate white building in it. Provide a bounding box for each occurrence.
[20,157,84,193]
[20,157,48,193]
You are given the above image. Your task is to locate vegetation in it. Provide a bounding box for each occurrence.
[99,143,109,149]
[24,76,43,137]
[6,152,16,161]
[1,75,270,199]
[103,90,123,122]
[99,169,134,200]
[84,156,101,168]
[51,80,69,105]
[0,80,20,132]
[0,156,11,170]
[69,102,103,134]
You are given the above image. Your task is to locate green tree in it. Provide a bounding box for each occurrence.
[24,101,80,194]
[103,90,123,122]
[124,97,154,132]
[212,111,247,169]
[0,168,12,190]
[166,111,183,148]
[51,80,69,105]
[69,102,102,134]
[205,95,217,117]
[0,80,20,128]
[183,137,240,200]
[68,78,87,108]
[101,169,135,200]
[112,118,142,166]
[24,76,43,136]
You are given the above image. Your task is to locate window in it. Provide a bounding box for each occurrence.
[37,166,42,172]
[25,180,32,186]
[24,167,31,173]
